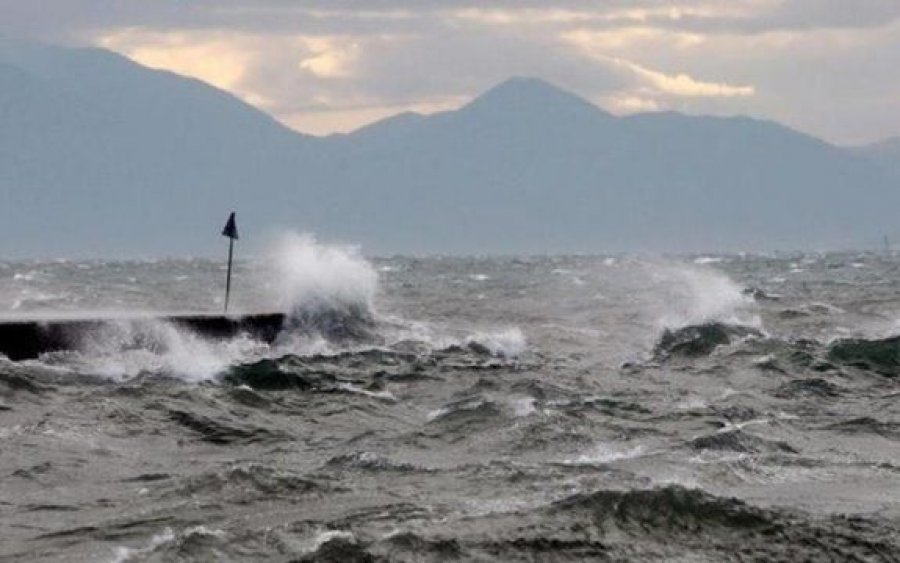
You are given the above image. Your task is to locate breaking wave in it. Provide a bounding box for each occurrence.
[31,318,264,382]
[651,263,760,330]
[653,322,763,360]
[3,233,527,382]
[265,232,379,343]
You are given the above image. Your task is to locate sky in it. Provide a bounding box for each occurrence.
[1,0,899,145]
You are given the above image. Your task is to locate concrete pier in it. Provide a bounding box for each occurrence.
[0,313,286,361]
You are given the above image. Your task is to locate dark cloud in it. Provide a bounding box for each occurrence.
[5,0,900,41]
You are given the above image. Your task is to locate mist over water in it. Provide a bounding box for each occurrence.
[265,232,379,323]
[2,249,900,561]
[650,263,760,329]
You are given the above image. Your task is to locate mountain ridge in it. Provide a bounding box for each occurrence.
[1,41,897,257]
[851,136,900,179]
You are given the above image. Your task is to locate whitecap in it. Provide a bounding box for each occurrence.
[465,327,527,358]
[563,443,647,465]
[108,528,175,563]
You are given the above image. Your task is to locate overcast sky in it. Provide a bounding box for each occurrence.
[2,0,899,145]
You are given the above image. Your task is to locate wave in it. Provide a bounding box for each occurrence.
[324,451,430,473]
[163,463,335,501]
[3,233,529,383]
[650,263,760,330]
[653,322,763,360]
[549,485,773,531]
[827,335,900,376]
[166,408,288,445]
[379,532,463,560]
[592,260,764,358]
[463,327,527,358]
[0,369,49,395]
[100,481,899,562]
[293,534,376,563]
[688,429,798,454]
[222,356,342,391]
[222,333,525,392]
[562,442,648,465]
[266,232,379,343]
[826,417,900,439]
[773,378,844,399]
[109,528,177,563]
[426,398,501,425]
[34,318,266,382]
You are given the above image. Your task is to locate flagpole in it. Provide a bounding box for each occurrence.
[221,212,239,313]
[224,237,234,313]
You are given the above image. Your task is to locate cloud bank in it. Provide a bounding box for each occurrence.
[1,0,899,143]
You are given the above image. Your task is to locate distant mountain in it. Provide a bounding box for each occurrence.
[0,39,312,256]
[850,137,900,181]
[853,136,900,158]
[324,77,893,253]
[1,41,897,256]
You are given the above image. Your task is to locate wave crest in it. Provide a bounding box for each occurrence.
[266,232,379,343]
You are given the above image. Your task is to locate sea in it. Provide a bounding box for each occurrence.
[2,232,899,562]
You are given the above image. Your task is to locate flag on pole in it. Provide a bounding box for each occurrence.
[222,212,239,240]
[222,212,238,313]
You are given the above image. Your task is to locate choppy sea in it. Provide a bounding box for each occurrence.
[2,234,900,561]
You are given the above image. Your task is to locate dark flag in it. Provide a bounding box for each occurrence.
[222,212,239,240]
[222,212,238,312]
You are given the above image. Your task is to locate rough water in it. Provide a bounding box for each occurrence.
[2,236,900,562]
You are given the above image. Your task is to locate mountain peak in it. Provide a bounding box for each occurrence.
[461,76,611,120]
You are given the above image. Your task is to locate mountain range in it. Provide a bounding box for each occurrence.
[1,40,898,257]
